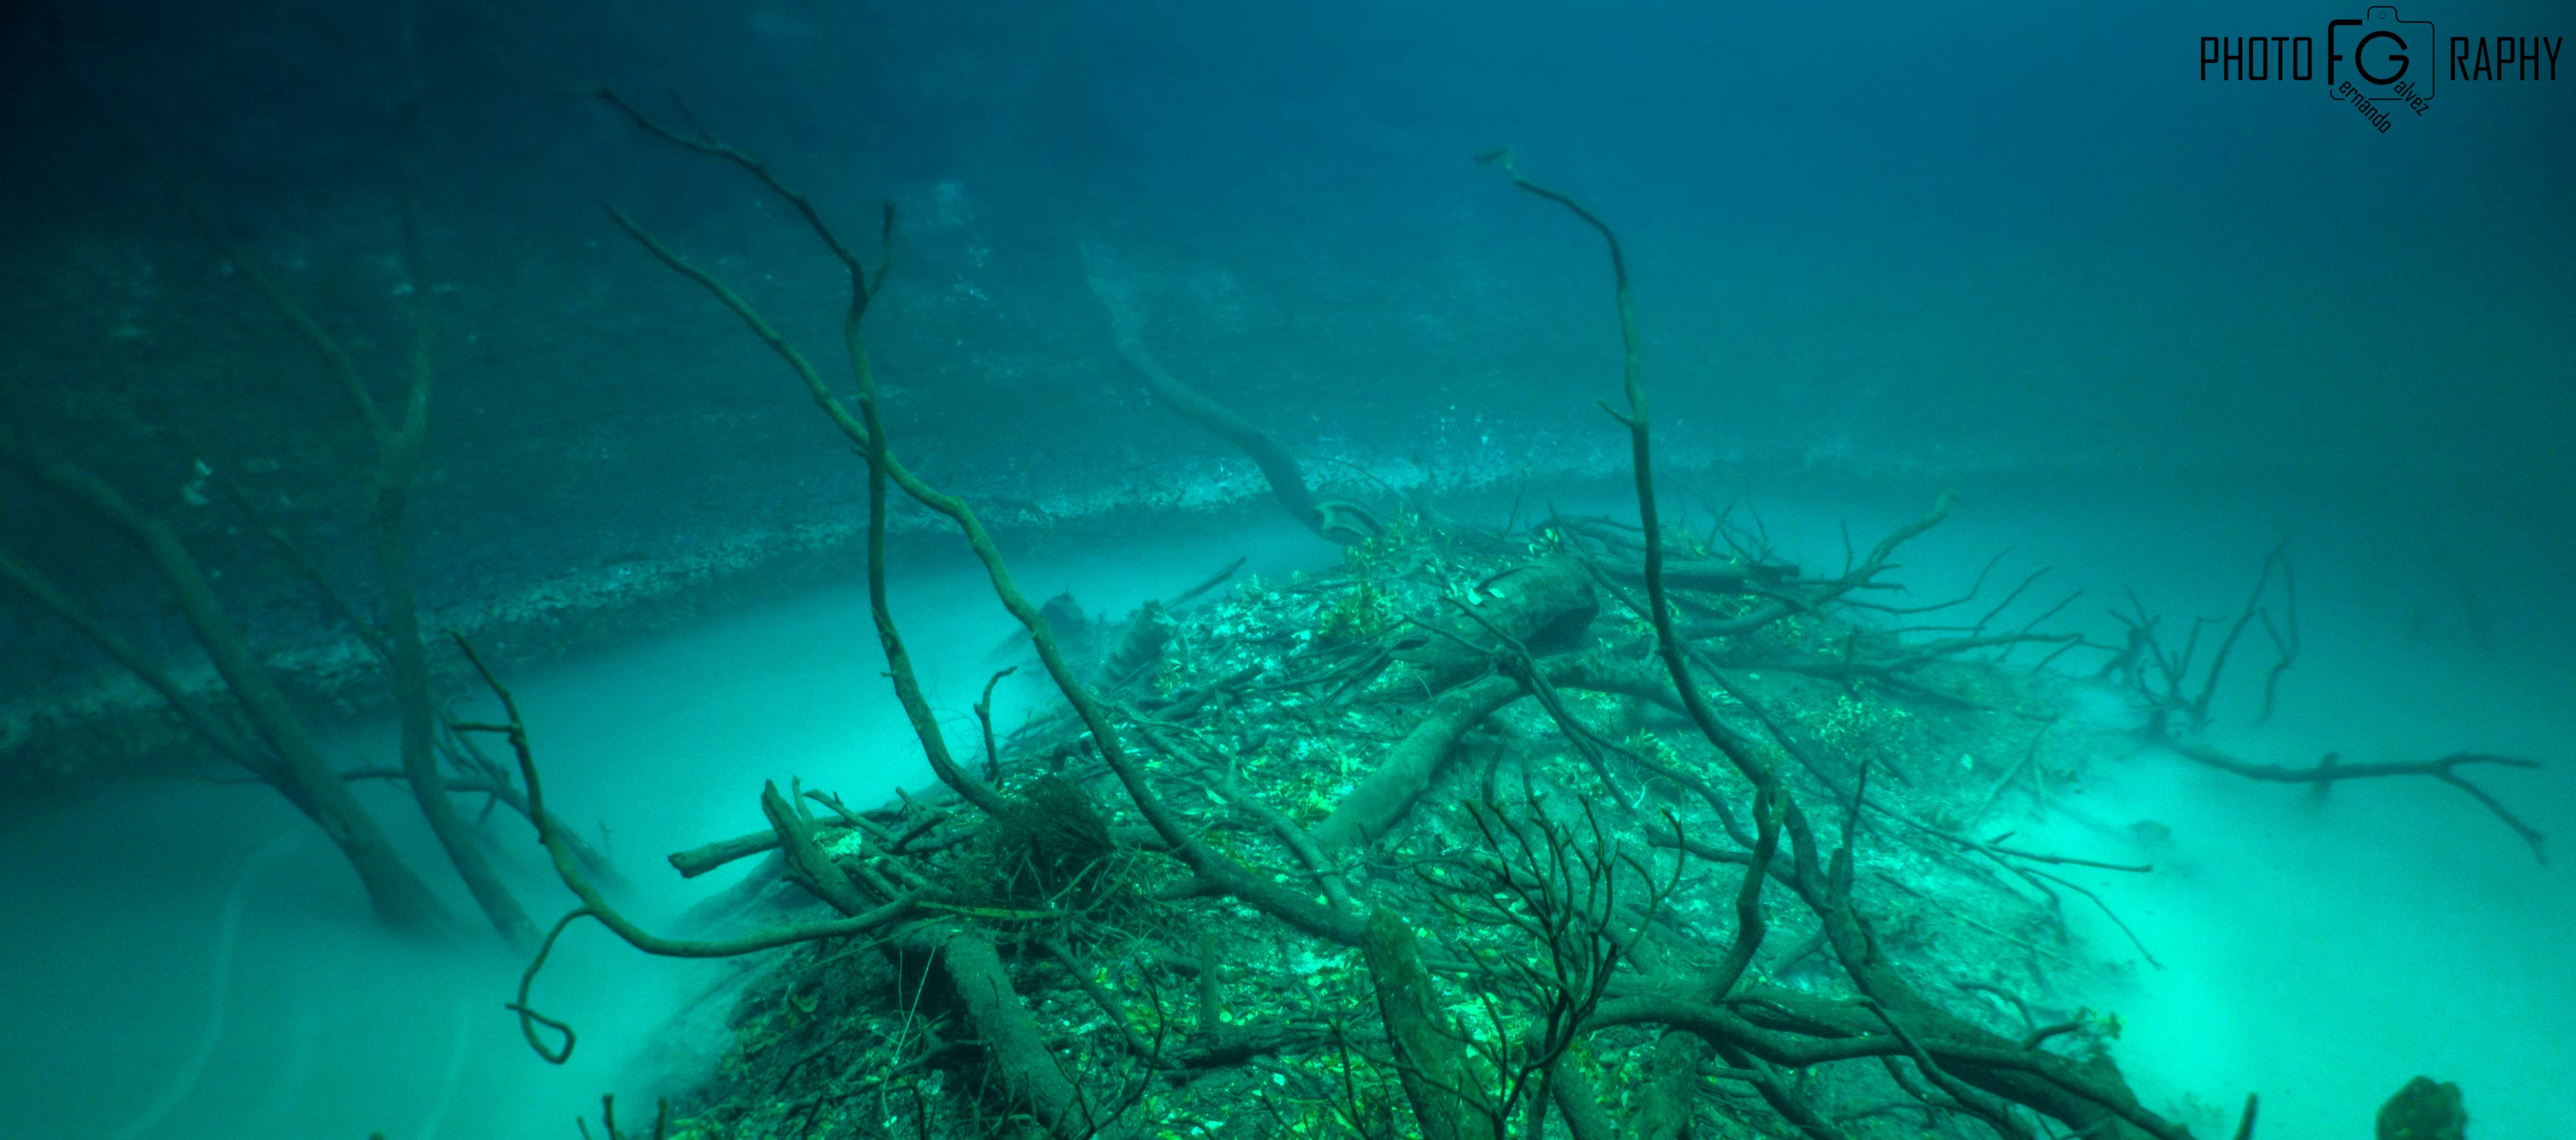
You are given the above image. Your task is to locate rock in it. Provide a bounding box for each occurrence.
[2377,1077,2466,1140]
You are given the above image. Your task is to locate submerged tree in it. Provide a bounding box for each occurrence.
[0,4,589,942]
[481,97,2445,1139]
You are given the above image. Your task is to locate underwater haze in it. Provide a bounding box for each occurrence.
[1,1,2569,1139]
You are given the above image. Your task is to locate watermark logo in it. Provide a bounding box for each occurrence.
[2201,7,2562,134]
[2326,7,2435,126]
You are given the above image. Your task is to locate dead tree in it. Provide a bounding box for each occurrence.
[0,8,539,941]
[0,433,452,931]
[2122,548,2545,864]
[501,102,2262,1139]
[2111,544,2298,733]
[1081,243,1380,545]
[1481,149,2194,1139]
[494,90,1306,1136]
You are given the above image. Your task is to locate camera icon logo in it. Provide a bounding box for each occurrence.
[2327,6,2436,101]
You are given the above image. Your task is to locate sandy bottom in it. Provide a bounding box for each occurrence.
[1,481,2564,1138]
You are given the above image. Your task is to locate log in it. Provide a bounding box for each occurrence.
[1364,909,1490,1140]
[1391,555,1598,686]
[1313,673,1524,852]
[928,929,1119,1139]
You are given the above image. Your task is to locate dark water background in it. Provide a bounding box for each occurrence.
[4,0,2570,647]
[0,1,2569,1137]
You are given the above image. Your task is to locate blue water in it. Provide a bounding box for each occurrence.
[1,1,2569,1137]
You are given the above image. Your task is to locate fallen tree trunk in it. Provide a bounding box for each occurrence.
[1312,673,1524,853]
[1310,557,1603,852]
[1389,554,1598,684]
[1364,909,1492,1140]
[925,928,1124,1140]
